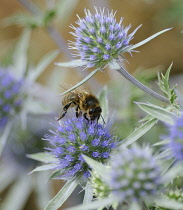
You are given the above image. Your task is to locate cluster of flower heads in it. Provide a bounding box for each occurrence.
[44,117,116,180]
[0,69,23,127]
[167,112,183,161]
[69,7,141,69]
[107,146,162,202]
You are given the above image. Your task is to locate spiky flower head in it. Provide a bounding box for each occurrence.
[91,170,111,199]
[69,7,141,70]
[44,117,116,180]
[0,69,23,127]
[107,145,162,202]
[167,112,183,161]
[154,188,183,210]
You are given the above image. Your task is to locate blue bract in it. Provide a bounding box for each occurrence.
[107,145,162,202]
[0,69,23,127]
[44,117,116,180]
[168,112,183,161]
[69,7,141,70]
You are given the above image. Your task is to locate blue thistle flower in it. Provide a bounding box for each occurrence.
[69,7,141,70]
[167,112,183,161]
[107,145,162,202]
[44,117,117,180]
[0,69,23,127]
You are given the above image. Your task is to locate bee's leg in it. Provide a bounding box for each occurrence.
[75,105,82,118]
[84,113,90,121]
[57,102,73,121]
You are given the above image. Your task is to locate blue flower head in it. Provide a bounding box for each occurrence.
[167,112,183,161]
[0,69,23,127]
[44,117,117,180]
[69,7,141,70]
[107,145,162,202]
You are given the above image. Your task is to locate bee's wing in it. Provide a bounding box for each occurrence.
[60,83,91,95]
[77,85,91,95]
[59,83,78,94]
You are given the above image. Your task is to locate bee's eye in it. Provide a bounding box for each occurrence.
[89,109,93,115]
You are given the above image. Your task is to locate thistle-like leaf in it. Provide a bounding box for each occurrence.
[125,28,172,51]
[44,177,79,210]
[157,63,179,108]
[135,102,175,125]
[60,68,100,96]
[27,152,57,163]
[118,118,158,149]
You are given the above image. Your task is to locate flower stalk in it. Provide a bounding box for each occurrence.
[116,62,170,103]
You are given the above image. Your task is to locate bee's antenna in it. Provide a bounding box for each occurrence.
[100,115,106,124]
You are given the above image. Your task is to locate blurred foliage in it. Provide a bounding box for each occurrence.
[155,0,183,28]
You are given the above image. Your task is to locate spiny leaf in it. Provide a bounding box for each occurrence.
[118,118,158,148]
[67,197,115,210]
[125,28,172,51]
[154,196,183,209]
[44,177,79,210]
[83,155,109,182]
[27,152,57,163]
[29,164,57,174]
[55,59,86,68]
[135,102,175,125]
[60,68,100,96]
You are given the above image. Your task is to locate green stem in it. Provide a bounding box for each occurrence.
[116,62,170,103]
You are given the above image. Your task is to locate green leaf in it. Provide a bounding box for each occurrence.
[55,59,86,68]
[83,182,93,204]
[27,152,57,163]
[1,175,32,210]
[49,170,63,180]
[163,162,183,186]
[98,86,109,123]
[157,63,178,107]
[135,102,175,125]
[55,0,79,25]
[129,202,141,210]
[1,13,41,28]
[154,197,183,210]
[60,68,100,96]
[44,177,79,210]
[13,29,31,79]
[153,139,169,146]
[125,28,172,51]
[34,171,52,210]
[28,50,59,82]
[118,118,158,148]
[67,197,115,210]
[0,121,13,158]
[29,164,57,174]
[83,155,109,181]
[156,149,171,160]
[0,167,17,193]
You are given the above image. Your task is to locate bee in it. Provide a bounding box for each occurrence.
[58,85,102,122]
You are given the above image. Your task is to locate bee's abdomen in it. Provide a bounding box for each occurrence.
[62,93,78,106]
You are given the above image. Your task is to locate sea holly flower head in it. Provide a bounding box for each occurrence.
[91,170,111,199]
[44,116,117,180]
[167,112,183,161]
[69,7,141,70]
[107,145,162,202]
[154,188,183,210]
[0,69,24,127]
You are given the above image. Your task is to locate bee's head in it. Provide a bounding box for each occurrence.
[88,107,102,120]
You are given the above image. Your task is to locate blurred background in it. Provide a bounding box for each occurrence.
[0,0,183,209]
